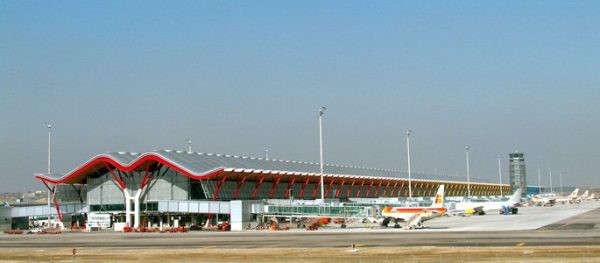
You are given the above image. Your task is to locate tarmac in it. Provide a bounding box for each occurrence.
[1,201,599,249]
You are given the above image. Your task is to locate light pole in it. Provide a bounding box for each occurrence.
[549,168,553,193]
[559,171,563,194]
[406,130,412,200]
[318,106,326,204]
[465,145,471,200]
[264,148,269,160]
[497,155,503,197]
[185,139,192,153]
[537,166,542,194]
[45,122,52,226]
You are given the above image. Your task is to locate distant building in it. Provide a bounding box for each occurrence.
[509,152,527,197]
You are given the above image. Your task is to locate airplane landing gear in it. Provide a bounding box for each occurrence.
[381,217,391,227]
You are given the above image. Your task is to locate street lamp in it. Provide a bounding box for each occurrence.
[185,139,192,153]
[318,106,326,204]
[406,130,412,200]
[465,145,471,200]
[44,122,52,227]
[497,155,503,197]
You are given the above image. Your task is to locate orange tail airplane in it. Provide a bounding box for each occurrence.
[380,185,446,229]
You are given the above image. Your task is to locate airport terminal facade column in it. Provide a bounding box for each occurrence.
[104,164,146,228]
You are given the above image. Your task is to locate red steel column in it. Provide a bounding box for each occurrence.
[269,176,282,199]
[356,180,366,197]
[324,178,335,198]
[382,180,392,197]
[233,174,248,200]
[212,174,228,201]
[346,179,356,198]
[298,177,311,199]
[104,163,126,189]
[311,178,322,199]
[374,181,384,197]
[365,180,375,197]
[285,177,297,199]
[252,175,266,199]
[335,178,346,198]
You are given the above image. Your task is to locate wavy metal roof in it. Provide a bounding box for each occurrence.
[36,149,498,185]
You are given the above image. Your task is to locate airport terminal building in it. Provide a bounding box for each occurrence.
[22,150,508,231]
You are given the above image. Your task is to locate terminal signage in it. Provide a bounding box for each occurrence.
[87,213,111,229]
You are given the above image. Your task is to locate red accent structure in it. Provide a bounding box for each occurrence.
[346,179,356,198]
[356,180,366,197]
[42,182,63,222]
[213,174,228,201]
[382,181,391,197]
[139,164,152,189]
[365,180,375,197]
[252,175,266,199]
[53,195,63,222]
[324,178,335,198]
[335,178,346,198]
[388,181,399,197]
[298,177,310,199]
[233,175,248,200]
[285,177,296,199]
[104,164,126,189]
[311,178,322,199]
[269,176,282,199]
[374,181,383,197]
[36,153,225,185]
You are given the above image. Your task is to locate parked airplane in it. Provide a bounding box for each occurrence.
[379,185,446,229]
[531,193,557,206]
[580,191,597,201]
[452,189,522,215]
[580,190,589,200]
[556,188,580,204]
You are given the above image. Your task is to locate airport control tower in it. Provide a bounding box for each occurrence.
[509,152,527,197]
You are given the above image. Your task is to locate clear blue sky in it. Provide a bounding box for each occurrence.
[1,1,599,192]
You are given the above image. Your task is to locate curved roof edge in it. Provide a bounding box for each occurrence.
[35,152,225,185]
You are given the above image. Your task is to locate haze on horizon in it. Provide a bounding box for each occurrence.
[1,1,599,193]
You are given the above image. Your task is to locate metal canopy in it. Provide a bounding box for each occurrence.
[35,149,498,185]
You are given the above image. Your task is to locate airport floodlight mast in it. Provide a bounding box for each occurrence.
[264,148,269,160]
[538,166,542,194]
[559,171,563,194]
[549,168,553,193]
[406,130,413,200]
[185,139,192,153]
[497,155,503,196]
[45,122,52,227]
[465,145,471,200]
[318,106,326,205]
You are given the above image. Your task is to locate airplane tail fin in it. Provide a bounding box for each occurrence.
[570,188,579,198]
[430,185,445,208]
[509,189,522,205]
[581,190,589,199]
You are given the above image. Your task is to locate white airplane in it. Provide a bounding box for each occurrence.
[531,193,557,206]
[452,189,522,215]
[580,190,589,200]
[380,185,446,229]
[555,188,580,204]
[580,191,597,201]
